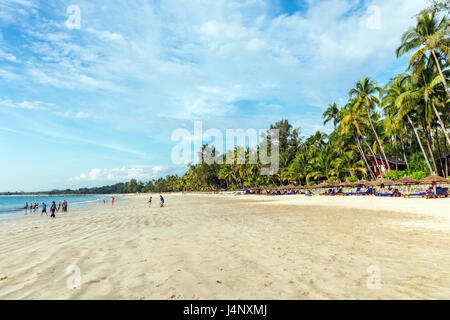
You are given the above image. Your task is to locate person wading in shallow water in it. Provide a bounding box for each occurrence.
[148,196,152,207]
[50,201,56,218]
[159,195,164,207]
[41,202,48,217]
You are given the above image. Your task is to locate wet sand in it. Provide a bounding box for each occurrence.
[0,193,449,299]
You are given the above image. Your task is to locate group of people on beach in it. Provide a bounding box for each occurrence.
[148,195,164,207]
[24,200,67,218]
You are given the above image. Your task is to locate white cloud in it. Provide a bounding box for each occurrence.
[55,109,96,119]
[3,0,427,118]
[69,166,151,182]
[68,164,178,183]
[0,98,53,110]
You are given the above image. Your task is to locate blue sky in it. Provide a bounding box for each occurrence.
[0,0,426,191]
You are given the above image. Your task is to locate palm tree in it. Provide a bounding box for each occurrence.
[323,103,341,129]
[396,10,450,100]
[332,151,366,177]
[349,77,392,175]
[383,74,434,173]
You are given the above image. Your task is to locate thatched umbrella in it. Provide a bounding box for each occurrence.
[329,181,340,188]
[420,174,448,184]
[340,180,354,187]
[396,176,419,193]
[315,181,329,189]
[396,176,419,185]
[420,174,449,194]
[372,177,395,186]
[354,179,369,186]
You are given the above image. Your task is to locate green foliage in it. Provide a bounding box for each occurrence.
[326,177,339,183]
[383,170,427,181]
[409,171,427,180]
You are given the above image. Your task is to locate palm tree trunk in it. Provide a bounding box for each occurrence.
[395,135,399,170]
[430,98,450,145]
[422,121,438,173]
[407,114,433,173]
[355,134,375,179]
[444,138,449,178]
[366,106,392,175]
[363,139,380,177]
[401,136,409,169]
[435,126,445,177]
[431,49,450,100]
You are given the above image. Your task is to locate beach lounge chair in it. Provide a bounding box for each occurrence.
[321,188,335,196]
[426,187,448,199]
[345,188,360,196]
[403,192,427,198]
[374,189,398,197]
[355,188,371,195]
[402,187,432,198]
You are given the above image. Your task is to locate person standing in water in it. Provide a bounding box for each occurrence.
[57,201,61,212]
[24,203,28,215]
[148,196,152,207]
[41,202,48,217]
[50,201,56,218]
[110,196,115,206]
[159,195,164,207]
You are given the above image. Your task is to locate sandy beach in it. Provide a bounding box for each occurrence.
[0,193,449,299]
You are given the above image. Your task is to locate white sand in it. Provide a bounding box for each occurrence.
[0,193,449,299]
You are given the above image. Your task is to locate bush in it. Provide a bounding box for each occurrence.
[326,177,338,183]
[409,171,427,181]
[383,170,427,181]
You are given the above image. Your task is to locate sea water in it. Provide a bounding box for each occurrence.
[0,195,112,221]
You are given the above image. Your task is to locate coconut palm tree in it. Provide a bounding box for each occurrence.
[349,77,392,175]
[396,10,450,99]
[384,74,434,173]
[323,102,341,129]
[338,98,376,179]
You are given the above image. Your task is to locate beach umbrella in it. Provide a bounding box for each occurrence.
[354,179,369,186]
[329,181,340,188]
[315,182,329,188]
[420,174,448,184]
[396,176,419,193]
[420,174,448,194]
[340,180,354,187]
[372,177,395,186]
[396,176,419,185]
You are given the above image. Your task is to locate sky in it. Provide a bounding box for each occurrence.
[0,0,427,192]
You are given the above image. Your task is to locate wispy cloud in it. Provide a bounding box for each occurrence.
[0,98,53,110]
[68,165,172,182]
